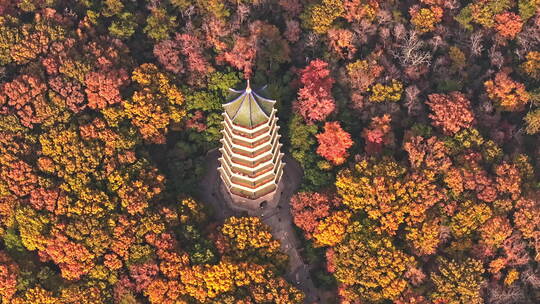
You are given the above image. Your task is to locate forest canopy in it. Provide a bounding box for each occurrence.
[1,0,540,303]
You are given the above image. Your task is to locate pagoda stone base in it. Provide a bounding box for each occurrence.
[219,178,284,214]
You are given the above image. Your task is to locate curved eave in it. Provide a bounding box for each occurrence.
[223,109,277,133]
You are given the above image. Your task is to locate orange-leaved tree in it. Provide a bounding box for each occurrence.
[316,121,353,165]
[425,92,475,135]
[485,71,530,112]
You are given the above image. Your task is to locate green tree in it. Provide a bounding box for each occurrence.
[109,12,137,39]
[144,8,176,41]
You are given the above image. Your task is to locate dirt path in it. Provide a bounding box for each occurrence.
[198,149,323,303]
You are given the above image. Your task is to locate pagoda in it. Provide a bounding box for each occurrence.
[218,80,285,210]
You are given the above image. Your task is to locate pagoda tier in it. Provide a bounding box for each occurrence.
[218,81,285,203]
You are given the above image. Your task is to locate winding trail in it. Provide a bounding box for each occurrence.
[198,149,323,303]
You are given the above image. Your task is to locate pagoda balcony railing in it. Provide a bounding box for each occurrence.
[231,176,275,189]
[220,143,282,170]
[221,156,274,177]
[222,122,280,149]
[219,159,274,183]
[221,153,283,184]
[230,183,277,199]
[219,167,278,195]
[223,116,276,139]
[224,154,276,176]
[220,134,281,164]
[220,138,272,163]
[232,145,272,158]
[221,125,280,156]
[220,128,276,154]
[226,152,272,169]
[221,160,284,190]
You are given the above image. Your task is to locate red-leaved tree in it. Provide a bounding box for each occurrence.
[0,251,18,303]
[291,191,340,239]
[316,121,353,165]
[361,114,394,155]
[294,59,336,123]
[218,36,257,78]
[153,33,212,83]
[42,234,95,281]
[0,74,50,128]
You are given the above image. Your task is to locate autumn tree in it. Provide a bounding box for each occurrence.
[369,80,404,103]
[301,0,344,34]
[406,218,441,256]
[42,233,95,280]
[494,12,524,39]
[485,71,530,112]
[361,114,394,155]
[284,19,301,42]
[425,92,475,135]
[514,197,540,260]
[0,251,18,303]
[456,0,512,29]
[403,135,451,174]
[218,216,287,268]
[217,36,256,78]
[336,157,444,235]
[327,28,356,59]
[279,0,303,17]
[144,7,176,41]
[343,0,380,23]
[287,114,333,189]
[410,5,444,33]
[6,13,66,65]
[312,210,352,247]
[124,63,186,144]
[0,73,53,128]
[11,286,61,304]
[48,76,86,113]
[294,59,336,123]
[480,216,513,250]
[333,221,415,302]
[153,39,184,74]
[495,162,522,200]
[85,69,129,110]
[431,258,485,304]
[524,108,540,134]
[450,200,492,238]
[316,121,353,165]
[522,51,540,79]
[109,12,138,39]
[154,33,213,84]
[346,58,383,109]
[290,191,340,239]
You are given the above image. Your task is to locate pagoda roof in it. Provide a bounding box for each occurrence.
[223,80,276,128]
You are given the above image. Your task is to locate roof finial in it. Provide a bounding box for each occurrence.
[246,79,251,93]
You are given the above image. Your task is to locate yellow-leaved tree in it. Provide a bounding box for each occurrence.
[124,63,186,144]
[431,258,485,304]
